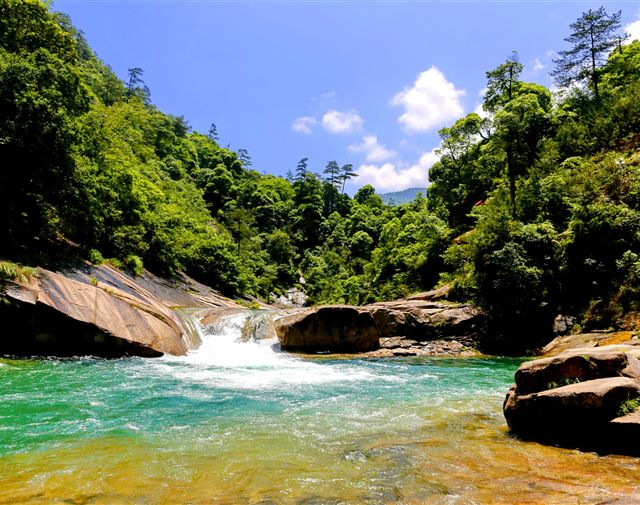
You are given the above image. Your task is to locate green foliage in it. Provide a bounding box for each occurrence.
[3,2,640,355]
[618,395,640,416]
[546,377,581,390]
[0,261,37,282]
[124,254,144,277]
[88,249,104,265]
[551,7,623,100]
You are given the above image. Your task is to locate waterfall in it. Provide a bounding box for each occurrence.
[159,310,381,389]
[179,310,282,368]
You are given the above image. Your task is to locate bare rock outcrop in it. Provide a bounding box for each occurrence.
[542,331,640,356]
[0,264,243,358]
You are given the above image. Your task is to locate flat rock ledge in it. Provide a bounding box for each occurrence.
[274,297,484,354]
[504,346,640,455]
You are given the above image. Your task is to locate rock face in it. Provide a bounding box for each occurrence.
[274,298,484,354]
[275,306,380,352]
[504,346,640,454]
[0,264,243,358]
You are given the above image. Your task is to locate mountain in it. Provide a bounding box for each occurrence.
[380,188,426,206]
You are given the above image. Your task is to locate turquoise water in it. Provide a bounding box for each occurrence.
[0,312,638,504]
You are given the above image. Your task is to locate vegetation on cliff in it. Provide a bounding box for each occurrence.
[1,1,639,351]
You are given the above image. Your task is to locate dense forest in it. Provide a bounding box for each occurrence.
[1,0,639,351]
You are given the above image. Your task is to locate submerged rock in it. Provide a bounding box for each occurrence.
[0,264,243,358]
[504,346,640,454]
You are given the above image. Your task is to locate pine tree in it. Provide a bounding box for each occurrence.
[126,67,150,102]
[323,160,340,188]
[237,148,252,169]
[208,123,219,142]
[295,158,309,180]
[339,164,358,193]
[551,7,623,101]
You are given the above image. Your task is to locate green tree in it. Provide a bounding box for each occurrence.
[0,0,89,252]
[126,67,150,103]
[207,122,219,142]
[551,7,623,101]
[323,160,340,188]
[237,148,252,169]
[295,157,309,180]
[484,53,524,215]
[428,112,493,228]
[338,163,358,193]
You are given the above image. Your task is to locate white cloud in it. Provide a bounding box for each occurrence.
[348,135,397,163]
[391,66,466,133]
[473,102,490,119]
[319,91,336,100]
[350,148,439,193]
[322,109,364,134]
[532,58,545,73]
[292,116,317,134]
[626,18,640,42]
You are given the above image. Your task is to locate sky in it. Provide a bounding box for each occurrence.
[53,0,640,194]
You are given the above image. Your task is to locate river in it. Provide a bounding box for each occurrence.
[0,311,638,504]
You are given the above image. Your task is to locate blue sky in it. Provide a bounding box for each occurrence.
[54,0,640,194]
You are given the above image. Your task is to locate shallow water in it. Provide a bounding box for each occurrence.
[0,312,638,504]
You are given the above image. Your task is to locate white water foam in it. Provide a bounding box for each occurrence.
[158,311,398,390]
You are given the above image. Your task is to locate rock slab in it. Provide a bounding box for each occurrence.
[0,264,243,358]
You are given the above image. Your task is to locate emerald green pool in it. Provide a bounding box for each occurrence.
[0,313,638,504]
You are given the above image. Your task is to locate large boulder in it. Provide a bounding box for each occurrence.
[504,377,640,438]
[504,347,640,453]
[0,264,244,358]
[274,306,380,352]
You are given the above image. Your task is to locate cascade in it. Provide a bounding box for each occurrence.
[161,310,378,389]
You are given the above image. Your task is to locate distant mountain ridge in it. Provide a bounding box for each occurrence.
[380,187,426,205]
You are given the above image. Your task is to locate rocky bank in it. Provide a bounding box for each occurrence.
[504,344,640,455]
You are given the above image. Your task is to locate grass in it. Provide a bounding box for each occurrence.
[618,395,640,417]
[546,377,582,390]
[0,260,38,283]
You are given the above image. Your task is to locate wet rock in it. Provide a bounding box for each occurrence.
[379,336,418,349]
[364,300,483,341]
[273,298,484,355]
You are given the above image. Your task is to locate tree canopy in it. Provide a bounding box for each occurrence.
[2,1,640,353]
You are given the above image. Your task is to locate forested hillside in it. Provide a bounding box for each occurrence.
[1,1,639,351]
